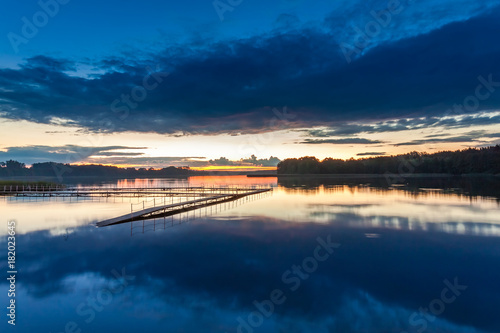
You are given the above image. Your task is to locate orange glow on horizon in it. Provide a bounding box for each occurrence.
[188,175,277,186]
[69,163,277,172]
[190,165,277,172]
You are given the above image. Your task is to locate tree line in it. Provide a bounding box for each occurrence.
[0,161,198,178]
[277,146,500,175]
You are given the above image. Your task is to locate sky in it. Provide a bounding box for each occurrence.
[1,0,500,169]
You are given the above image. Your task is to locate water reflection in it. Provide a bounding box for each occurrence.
[1,176,499,237]
[0,176,499,333]
[217,184,500,237]
[1,216,499,332]
[277,176,500,201]
[128,191,271,236]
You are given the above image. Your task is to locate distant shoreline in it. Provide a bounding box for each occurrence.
[247,173,500,178]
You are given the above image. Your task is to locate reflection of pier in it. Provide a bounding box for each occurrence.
[97,188,271,227]
[128,190,271,236]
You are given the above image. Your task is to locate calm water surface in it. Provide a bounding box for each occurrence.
[1,176,500,333]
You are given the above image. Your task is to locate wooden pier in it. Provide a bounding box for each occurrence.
[0,186,268,198]
[0,185,272,228]
[97,188,270,227]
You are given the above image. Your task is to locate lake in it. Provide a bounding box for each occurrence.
[1,175,499,333]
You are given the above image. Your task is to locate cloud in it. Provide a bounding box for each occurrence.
[1,5,500,135]
[240,155,281,166]
[306,123,410,137]
[356,152,387,156]
[24,55,76,72]
[325,0,500,61]
[395,131,500,146]
[208,157,235,166]
[304,114,500,138]
[84,156,207,168]
[0,145,147,164]
[395,136,481,146]
[207,156,281,167]
[301,138,385,144]
[0,144,279,167]
[91,151,145,157]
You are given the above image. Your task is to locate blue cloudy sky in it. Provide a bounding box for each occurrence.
[1,0,500,167]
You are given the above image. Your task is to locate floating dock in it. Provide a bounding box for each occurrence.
[97,188,270,227]
[0,186,268,197]
[0,185,272,228]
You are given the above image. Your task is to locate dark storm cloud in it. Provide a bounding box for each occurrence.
[1,5,500,135]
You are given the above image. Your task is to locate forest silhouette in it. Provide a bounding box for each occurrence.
[277,146,500,175]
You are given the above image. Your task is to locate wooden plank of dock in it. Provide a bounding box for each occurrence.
[97,195,229,227]
[96,188,271,227]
